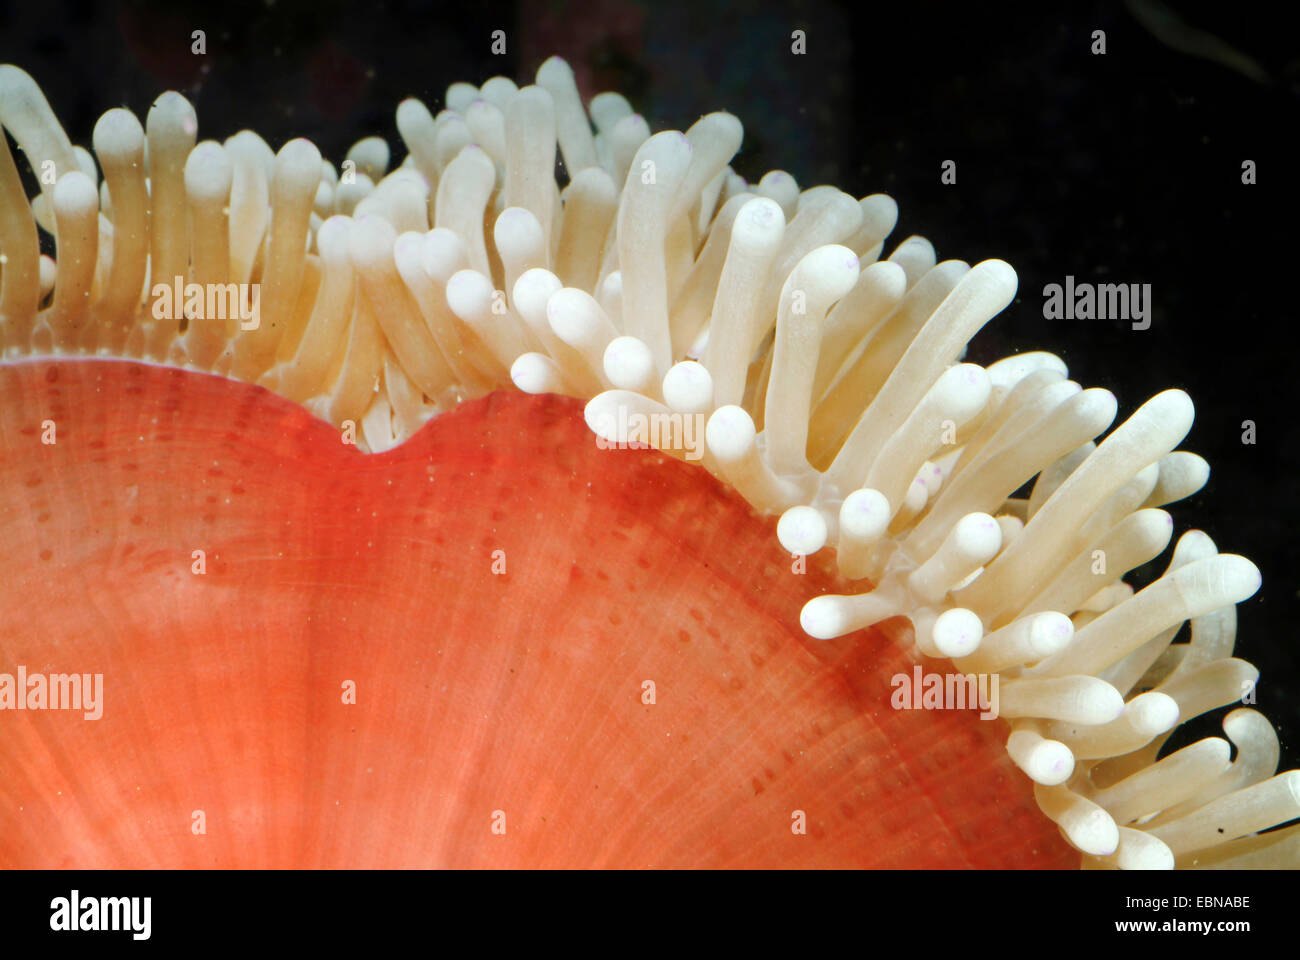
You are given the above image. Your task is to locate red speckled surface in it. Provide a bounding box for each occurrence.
[0,358,1078,867]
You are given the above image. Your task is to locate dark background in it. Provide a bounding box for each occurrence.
[3,0,1297,769]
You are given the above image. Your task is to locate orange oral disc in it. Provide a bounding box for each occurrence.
[0,358,1076,867]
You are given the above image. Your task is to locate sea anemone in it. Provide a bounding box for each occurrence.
[0,53,1296,869]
